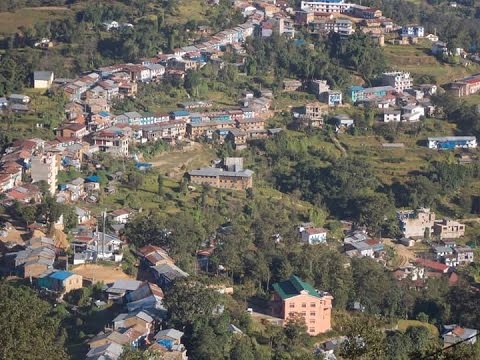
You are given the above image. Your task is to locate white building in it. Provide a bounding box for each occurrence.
[300,227,328,244]
[383,109,401,122]
[33,71,54,89]
[301,0,351,13]
[381,71,413,93]
[401,25,424,38]
[427,136,477,150]
[402,104,425,122]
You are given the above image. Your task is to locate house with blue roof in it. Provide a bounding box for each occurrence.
[38,270,83,294]
[170,110,190,121]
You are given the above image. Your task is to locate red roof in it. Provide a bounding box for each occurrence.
[305,227,327,235]
[415,258,449,272]
[138,245,167,257]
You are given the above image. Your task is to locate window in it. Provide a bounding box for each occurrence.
[289,303,295,308]
[309,328,315,333]
[309,319,315,324]
[301,303,307,308]
[310,312,316,317]
[301,312,306,317]
[310,303,316,308]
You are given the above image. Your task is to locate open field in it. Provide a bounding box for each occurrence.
[384,43,480,85]
[397,319,439,336]
[71,263,133,284]
[0,7,72,34]
[149,142,216,175]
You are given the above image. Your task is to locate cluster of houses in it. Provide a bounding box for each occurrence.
[0,93,32,114]
[395,208,474,281]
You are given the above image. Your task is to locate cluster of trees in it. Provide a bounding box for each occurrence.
[14,195,77,231]
[244,34,351,91]
[0,283,68,359]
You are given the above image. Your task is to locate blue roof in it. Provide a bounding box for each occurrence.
[171,110,190,117]
[99,111,110,117]
[85,175,101,183]
[49,271,74,281]
[350,86,364,91]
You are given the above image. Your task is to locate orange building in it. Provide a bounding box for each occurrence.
[271,275,333,336]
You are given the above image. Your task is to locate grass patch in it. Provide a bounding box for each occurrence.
[397,319,439,336]
[0,7,72,34]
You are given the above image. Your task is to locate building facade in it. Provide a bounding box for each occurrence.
[397,208,435,238]
[381,72,413,92]
[31,152,59,195]
[271,275,333,336]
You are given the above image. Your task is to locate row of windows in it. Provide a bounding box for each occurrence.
[289,302,318,308]
[288,311,317,317]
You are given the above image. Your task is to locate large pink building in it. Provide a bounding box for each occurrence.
[271,275,333,335]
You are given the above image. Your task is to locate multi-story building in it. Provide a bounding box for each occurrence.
[427,136,477,150]
[349,85,396,103]
[303,102,329,127]
[301,0,351,13]
[141,121,187,141]
[381,71,413,93]
[271,275,333,336]
[321,90,343,106]
[433,219,465,239]
[93,129,129,156]
[401,25,425,38]
[454,246,474,265]
[31,152,59,195]
[397,208,436,238]
[188,159,253,190]
[447,74,480,97]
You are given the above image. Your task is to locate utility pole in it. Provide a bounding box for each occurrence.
[102,209,106,260]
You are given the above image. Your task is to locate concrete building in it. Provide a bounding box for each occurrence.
[401,25,424,38]
[301,0,351,13]
[427,136,477,150]
[93,129,130,156]
[433,219,465,240]
[33,71,54,89]
[271,275,333,336]
[383,109,401,122]
[397,208,435,239]
[303,102,329,127]
[38,270,83,294]
[31,152,59,195]
[301,227,328,245]
[188,160,254,190]
[454,246,474,265]
[381,71,413,93]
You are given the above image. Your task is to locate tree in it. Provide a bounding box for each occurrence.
[16,203,37,225]
[340,317,385,360]
[230,337,255,360]
[0,283,68,359]
[126,172,143,191]
[119,348,163,360]
[157,174,165,196]
[163,278,221,327]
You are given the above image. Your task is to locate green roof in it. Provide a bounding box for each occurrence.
[272,275,320,300]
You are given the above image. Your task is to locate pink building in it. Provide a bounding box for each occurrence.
[271,275,333,335]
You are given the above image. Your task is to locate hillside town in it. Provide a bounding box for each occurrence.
[1,0,480,359]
